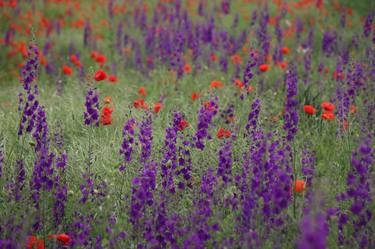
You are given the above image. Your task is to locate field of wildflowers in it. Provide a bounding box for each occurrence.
[0,0,374,248]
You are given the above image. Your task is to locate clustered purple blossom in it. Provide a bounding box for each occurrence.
[119,118,136,171]
[245,98,261,139]
[129,162,157,237]
[194,97,219,150]
[363,12,374,38]
[14,159,25,201]
[138,113,153,163]
[183,168,218,247]
[83,87,99,126]
[53,175,67,226]
[0,142,3,179]
[217,140,233,185]
[236,131,292,247]
[242,49,257,89]
[18,43,41,137]
[322,30,338,57]
[336,137,374,248]
[283,63,299,141]
[297,213,329,249]
[161,123,178,193]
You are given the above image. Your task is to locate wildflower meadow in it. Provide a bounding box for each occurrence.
[0,0,374,248]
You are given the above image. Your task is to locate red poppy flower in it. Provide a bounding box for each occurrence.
[278,61,288,70]
[281,47,289,55]
[48,234,71,246]
[210,80,223,89]
[349,105,357,114]
[191,92,200,101]
[303,105,317,115]
[322,111,335,120]
[217,128,225,139]
[294,180,306,193]
[233,79,244,89]
[153,102,162,113]
[138,87,147,97]
[231,54,242,65]
[108,75,117,83]
[224,130,231,138]
[27,236,45,249]
[94,69,107,81]
[217,128,231,139]
[70,54,78,63]
[321,102,335,111]
[100,107,113,125]
[91,50,98,60]
[95,54,106,64]
[177,119,189,131]
[333,70,345,80]
[62,65,73,75]
[247,85,255,93]
[134,99,148,109]
[73,60,81,67]
[210,53,218,62]
[183,64,192,73]
[259,64,269,72]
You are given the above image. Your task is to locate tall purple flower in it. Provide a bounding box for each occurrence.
[83,87,99,127]
[242,49,257,90]
[129,162,157,237]
[336,137,374,248]
[245,98,261,138]
[53,176,67,226]
[283,64,299,141]
[221,0,230,15]
[18,43,40,136]
[14,160,25,201]
[322,30,338,57]
[217,140,233,185]
[138,113,153,163]
[194,97,219,150]
[161,124,178,193]
[363,12,374,38]
[183,168,218,247]
[297,213,329,249]
[119,118,136,171]
[0,142,4,179]
[83,20,91,47]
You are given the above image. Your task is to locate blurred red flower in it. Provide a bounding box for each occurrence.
[138,87,147,96]
[322,111,335,120]
[153,102,162,113]
[321,102,335,111]
[303,105,317,115]
[94,69,107,81]
[259,64,269,72]
[62,65,73,75]
[177,120,189,131]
